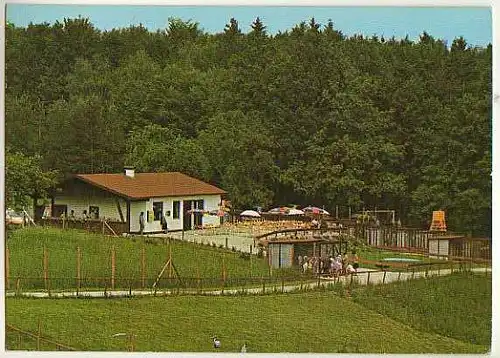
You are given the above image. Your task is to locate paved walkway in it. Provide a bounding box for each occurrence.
[152,230,258,254]
[6,267,490,299]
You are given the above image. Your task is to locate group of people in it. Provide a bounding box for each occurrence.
[62,209,95,221]
[297,251,359,277]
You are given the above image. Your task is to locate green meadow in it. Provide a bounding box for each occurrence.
[5,273,490,353]
[6,227,271,290]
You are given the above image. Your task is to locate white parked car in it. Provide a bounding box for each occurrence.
[6,209,24,226]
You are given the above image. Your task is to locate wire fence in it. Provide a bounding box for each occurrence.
[6,259,491,298]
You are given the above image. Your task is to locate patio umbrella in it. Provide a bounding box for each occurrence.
[268,207,288,214]
[287,208,305,216]
[302,206,330,215]
[240,210,261,218]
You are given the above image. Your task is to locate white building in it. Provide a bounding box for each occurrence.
[51,168,226,234]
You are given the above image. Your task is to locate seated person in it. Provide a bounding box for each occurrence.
[345,263,356,274]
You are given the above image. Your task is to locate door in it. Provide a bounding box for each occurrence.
[194,199,204,228]
[183,200,193,231]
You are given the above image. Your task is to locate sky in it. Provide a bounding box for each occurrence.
[5,4,493,47]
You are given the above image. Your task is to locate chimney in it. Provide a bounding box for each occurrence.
[124,166,135,178]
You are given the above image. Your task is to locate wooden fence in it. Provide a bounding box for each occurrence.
[5,260,491,299]
[256,224,491,261]
[40,217,128,235]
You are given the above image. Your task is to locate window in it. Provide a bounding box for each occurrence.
[89,206,99,219]
[173,201,180,219]
[153,202,163,221]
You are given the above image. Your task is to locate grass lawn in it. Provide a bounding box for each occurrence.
[351,271,492,347]
[5,272,491,353]
[6,227,271,290]
[5,290,487,353]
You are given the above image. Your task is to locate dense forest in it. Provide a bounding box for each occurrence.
[5,17,492,236]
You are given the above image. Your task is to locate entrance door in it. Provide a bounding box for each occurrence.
[194,199,204,228]
[183,200,193,231]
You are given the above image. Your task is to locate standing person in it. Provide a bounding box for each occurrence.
[302,256,308,273]
[335,256,343,277]
[352,251,359,273]
[161,212,168,234]
[139,212,145,235]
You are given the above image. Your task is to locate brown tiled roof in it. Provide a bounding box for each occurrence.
[75,172,226,200]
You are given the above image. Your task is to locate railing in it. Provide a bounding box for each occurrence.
[256,224,491,261]
[40,217,128,235]
[256,227,342,241]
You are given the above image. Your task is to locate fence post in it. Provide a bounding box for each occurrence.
[397,271,401,282]
[367,271,370,285]
[16,277,20,296]
[37,319,42,350]
[111,245,116,290]
[43,246,49,294]
[425,265,429,278]
[250,252,253,277]
[77,247,81,296]
[6,246,10,290]
[141,246,146,289]
[197,268,201,294]
[168,242,173,279]
[383,270,387,284]
[262,276,265,294]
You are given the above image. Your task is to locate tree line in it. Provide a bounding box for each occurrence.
[5,17,492,236]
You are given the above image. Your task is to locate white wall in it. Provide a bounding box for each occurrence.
[429,239,449,257]
[130,201,147,233]
[131,194,222,233]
